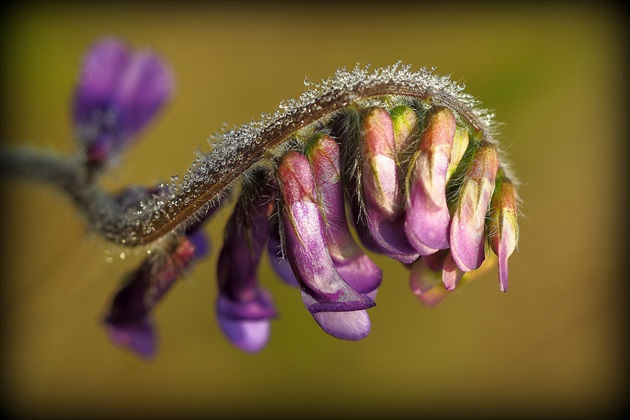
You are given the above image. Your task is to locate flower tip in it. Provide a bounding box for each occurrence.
[217,316,271,353]
[105,318,157,359]
[312,310,371,341]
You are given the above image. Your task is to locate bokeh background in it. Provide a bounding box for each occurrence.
[1,1,628,418]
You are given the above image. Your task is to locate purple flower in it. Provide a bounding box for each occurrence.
[73,38,174,166]
[277,151,375,340]
[216,170,277,353]
[104,232,206,358]
[307,134,382,298]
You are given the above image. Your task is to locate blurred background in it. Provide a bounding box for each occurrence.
[1,1,628,418]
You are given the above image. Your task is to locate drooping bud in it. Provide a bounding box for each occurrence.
[307,134,382,298]
[104,233,203,358]
[360,107,419,263]
[216,170,277,353]
[278,151,375,340]
[450,142,499,272]
[73,38,174,167]
[488,172,519,292]
[405,107,456,253]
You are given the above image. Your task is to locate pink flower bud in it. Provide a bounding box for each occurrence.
[450,142,499,271]
[405,107,456,252]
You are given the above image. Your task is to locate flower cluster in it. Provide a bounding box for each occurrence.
[65,38,518,357]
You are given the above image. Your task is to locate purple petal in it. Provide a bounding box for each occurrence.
[312,310,371,341]
[111,48,174,144]
[450,143,499,271]
[405,108,456,252]
[359,108,419,263]
[216,290,275,353]
[217,314,271,353]
[105,318,156,359]
[278,151,375,314]
[73,38,129,125]
[308,134,382,295]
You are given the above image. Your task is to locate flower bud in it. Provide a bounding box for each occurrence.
[450,142,499,271]
[488,173,519,292]
[73,38,174,167]
[405,107,456,252]
[360,107,419,263]
[216,171,277,353]
[278,151,375,340]
[103,233,202,358]
[307,134,382,298]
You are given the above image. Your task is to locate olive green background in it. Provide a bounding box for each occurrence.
[1,1,628,418]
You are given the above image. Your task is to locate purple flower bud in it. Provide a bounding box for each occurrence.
[73,38,174,166]
[277,151,375,339]
[405,108,456,252]
[307,134,382,296]
[217,174,277,352]
[104,234,198,358]
[489,174,519,292]
[450,142,499,271]
[360,107,419,263]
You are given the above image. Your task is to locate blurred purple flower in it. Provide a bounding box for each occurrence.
[104,231,207,358]
[73,37,174,167]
